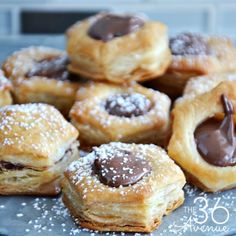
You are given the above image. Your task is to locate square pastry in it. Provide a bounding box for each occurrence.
[0,103,79,195]
[62,142,185,232]
[70,82,171,147]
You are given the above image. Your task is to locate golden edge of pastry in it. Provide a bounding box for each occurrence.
[70,81,171,147]
[62,142,186,232]
[168,81,236,192]
[67,18,171,83]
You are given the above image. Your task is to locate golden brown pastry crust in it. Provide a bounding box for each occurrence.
[2,46,85,115]
[70,82,171,147]
[67,14,171,83]
[0,70,12,106]
[168,81,236,192]
[62,142,186,232]
[149,37,236,97]
[0,103,79,195]
[0,140,80,196]
[179,73,236,102]
[0,103,78,169]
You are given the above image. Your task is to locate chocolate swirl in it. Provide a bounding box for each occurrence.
[195,94,236,167]
[105,93,152,118]
[93,149,152,187]
[88,14,145,42]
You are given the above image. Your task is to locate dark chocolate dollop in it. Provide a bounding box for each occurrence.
[170,32,208,56]
[194,94,236,167]
[93,150,152,187]
[105,93,152,118]
[88,14,145,42]
[26,55,79,82]
[0,161,24,170]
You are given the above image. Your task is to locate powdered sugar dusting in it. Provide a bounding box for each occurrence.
[0,103,77,158]
[0,70,12,91]
[67,142,182,198]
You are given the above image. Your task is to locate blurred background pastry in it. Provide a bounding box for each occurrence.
[143,33,236,99]
[67,13,171,83]
[2,46,87,116]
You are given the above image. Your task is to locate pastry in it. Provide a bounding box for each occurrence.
[2,46,87,116]
[178,73,236,102]
[0,70,12,107]
[143,33,236,98]
[67,13,171,83]
[70,82,171,147]
[168,81,236,192]
[0,103,79,195]
[62,142,185,232]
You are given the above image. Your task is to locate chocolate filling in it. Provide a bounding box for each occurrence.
[0,161,24,171]
[93,149,151,187]
[169,32,208,56]
[88,14,145,42]
[194,94,236,167]
[105,93,152,118]
[0,146,74,172]
[26,55,80,82]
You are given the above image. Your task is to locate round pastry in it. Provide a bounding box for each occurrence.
[168,81,236,192]
[143,32,236,98]
[67,13,171,83]
[62,142,185,232]
[70,82,171,147]
[0,70,12,107]
[2,46,87,116]
[178,73,236,103]
[0,103,79,195]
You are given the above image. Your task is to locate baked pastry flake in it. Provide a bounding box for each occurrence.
[178,73,236,103]
[2,46,87,116]
[168,81,236,192]
[70,82,171,147]
[145,33,236,98]
[67,13,171,83]
[0,103,79,195]
[0,70,12,107]
[62,142,185,232]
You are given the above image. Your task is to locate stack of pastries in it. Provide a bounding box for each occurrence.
[1,11,236,233]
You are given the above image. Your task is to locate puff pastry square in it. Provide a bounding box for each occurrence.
[70,82,171,147]
[168,81,236,192]
[62,142,185,232]
[67,13,171,83]
[0,70,12,107]
[0,103,79,195]
[2,46,87,116]
[147,33,236,98]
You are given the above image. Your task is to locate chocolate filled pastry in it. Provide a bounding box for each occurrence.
[168,81,236,192]
[66,13,171,83]
[70,82,171,147]
[0,103,79,195]
[62,142,185,232]
[178,73,236,103]
[2,46,87,116]
[143,33,236,98]
[0,70,12,107]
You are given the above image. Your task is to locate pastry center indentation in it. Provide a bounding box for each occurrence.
[93,149,152,187]
[194,94,236,167]
[88,14,145,42]
[105,93,152,118]
[170,32,208,56]
[26,55,79,81]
